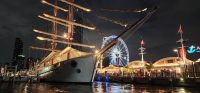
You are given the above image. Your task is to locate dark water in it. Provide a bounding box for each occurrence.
[0,82,199,93]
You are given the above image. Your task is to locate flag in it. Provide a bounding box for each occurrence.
[178,24,183,34]
[141,40,144,45]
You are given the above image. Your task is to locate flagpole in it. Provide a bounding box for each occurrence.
[180,32,186,65]
[177,24,187,78]
[139,40,145,77]
[178,25,186,65]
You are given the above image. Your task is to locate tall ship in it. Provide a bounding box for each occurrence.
[32,0,97,83]
[31,0,157,83]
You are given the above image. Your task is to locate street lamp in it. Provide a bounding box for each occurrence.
[173,48,180,58]
[173,49,178,52]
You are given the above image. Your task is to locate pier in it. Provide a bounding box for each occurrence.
[0,65,39,83]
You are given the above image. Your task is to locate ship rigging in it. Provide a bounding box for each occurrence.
[29,0,157,83]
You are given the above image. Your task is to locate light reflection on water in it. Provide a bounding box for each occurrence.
[0,82,199,93]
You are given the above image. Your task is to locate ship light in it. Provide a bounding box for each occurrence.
[43,67,50,72]
[180,77,184,82]
[63,33,67,38]
[41,0,46,3]
[95,50,99,54]
[37,36,45,41]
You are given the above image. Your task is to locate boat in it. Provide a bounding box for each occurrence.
[31,0,97,83]
[31,0,157,83]
[37,47,96,83]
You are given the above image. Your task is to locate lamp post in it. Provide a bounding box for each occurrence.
[173,48,183,78]
[95,49,103,69]
[139,40,145,77]
[192,61,196,78]
[173,48,180,58]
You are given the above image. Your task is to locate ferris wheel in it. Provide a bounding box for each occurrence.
[101,35,129,67]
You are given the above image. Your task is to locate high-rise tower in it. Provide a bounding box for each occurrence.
[12,37,23,65]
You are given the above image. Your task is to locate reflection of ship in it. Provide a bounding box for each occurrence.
[31,0,157,83]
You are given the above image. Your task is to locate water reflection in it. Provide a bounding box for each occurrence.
[0,82,199,93]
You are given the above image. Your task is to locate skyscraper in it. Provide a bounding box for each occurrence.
[12,38,24,65]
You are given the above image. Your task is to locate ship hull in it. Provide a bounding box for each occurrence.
[38,55,96,83]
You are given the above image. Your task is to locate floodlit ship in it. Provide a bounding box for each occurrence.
[37,47,96,83]
[31,0,156,83]
[32,0,97,83]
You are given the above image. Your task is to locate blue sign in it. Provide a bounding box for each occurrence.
[187,45,200,54]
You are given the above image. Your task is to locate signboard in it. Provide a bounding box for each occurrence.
[187,45,200,54]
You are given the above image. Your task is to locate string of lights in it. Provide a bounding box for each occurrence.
[101,8,147,13]
[59,0,91,12]
[30,46,61,52]
[33,29,69,40]
[36,36,95,49]
[41,0,68,12]
[95,14,128,28]
[42,13,96,30]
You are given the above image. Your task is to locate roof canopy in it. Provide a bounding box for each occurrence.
[127,60,149,69]
[153,57,192,67]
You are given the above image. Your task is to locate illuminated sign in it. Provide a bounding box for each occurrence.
[187,45,200,54]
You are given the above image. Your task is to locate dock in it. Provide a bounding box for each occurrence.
[95,75,200,87]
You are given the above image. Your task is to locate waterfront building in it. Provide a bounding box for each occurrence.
[127,60,150,77]
[97,65,120,75]
[26,57,34,70]
[128,60,149,69]
[0,67,4,74]
[11,37,27,70]
[153,57,192,67]
[12,38,24,65]
[16,55,26,70]
[152,57,193,78]
[195,59,200,77]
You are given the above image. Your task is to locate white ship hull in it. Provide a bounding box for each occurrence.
[38,55,97,83]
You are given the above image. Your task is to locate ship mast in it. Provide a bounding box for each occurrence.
[96,7,157,57]
[67,0,74,47]
[32,0,95,52]
[51,0,58,50]
[139,39,146,77]
[177,25,186,65]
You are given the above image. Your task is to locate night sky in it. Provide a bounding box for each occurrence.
[0,0,200,65]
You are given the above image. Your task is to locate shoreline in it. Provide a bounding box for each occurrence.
[1,75,199,88]
[95,76,200,88]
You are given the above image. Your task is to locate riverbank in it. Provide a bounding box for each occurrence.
[95,75,200,87]
[0,75,39,83]
[1,75,199,88]
[0,82,199,93]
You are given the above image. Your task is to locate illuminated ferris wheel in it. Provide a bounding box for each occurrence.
[101,35,129,67]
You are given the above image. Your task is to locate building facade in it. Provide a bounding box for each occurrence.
[12,38,25,70]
